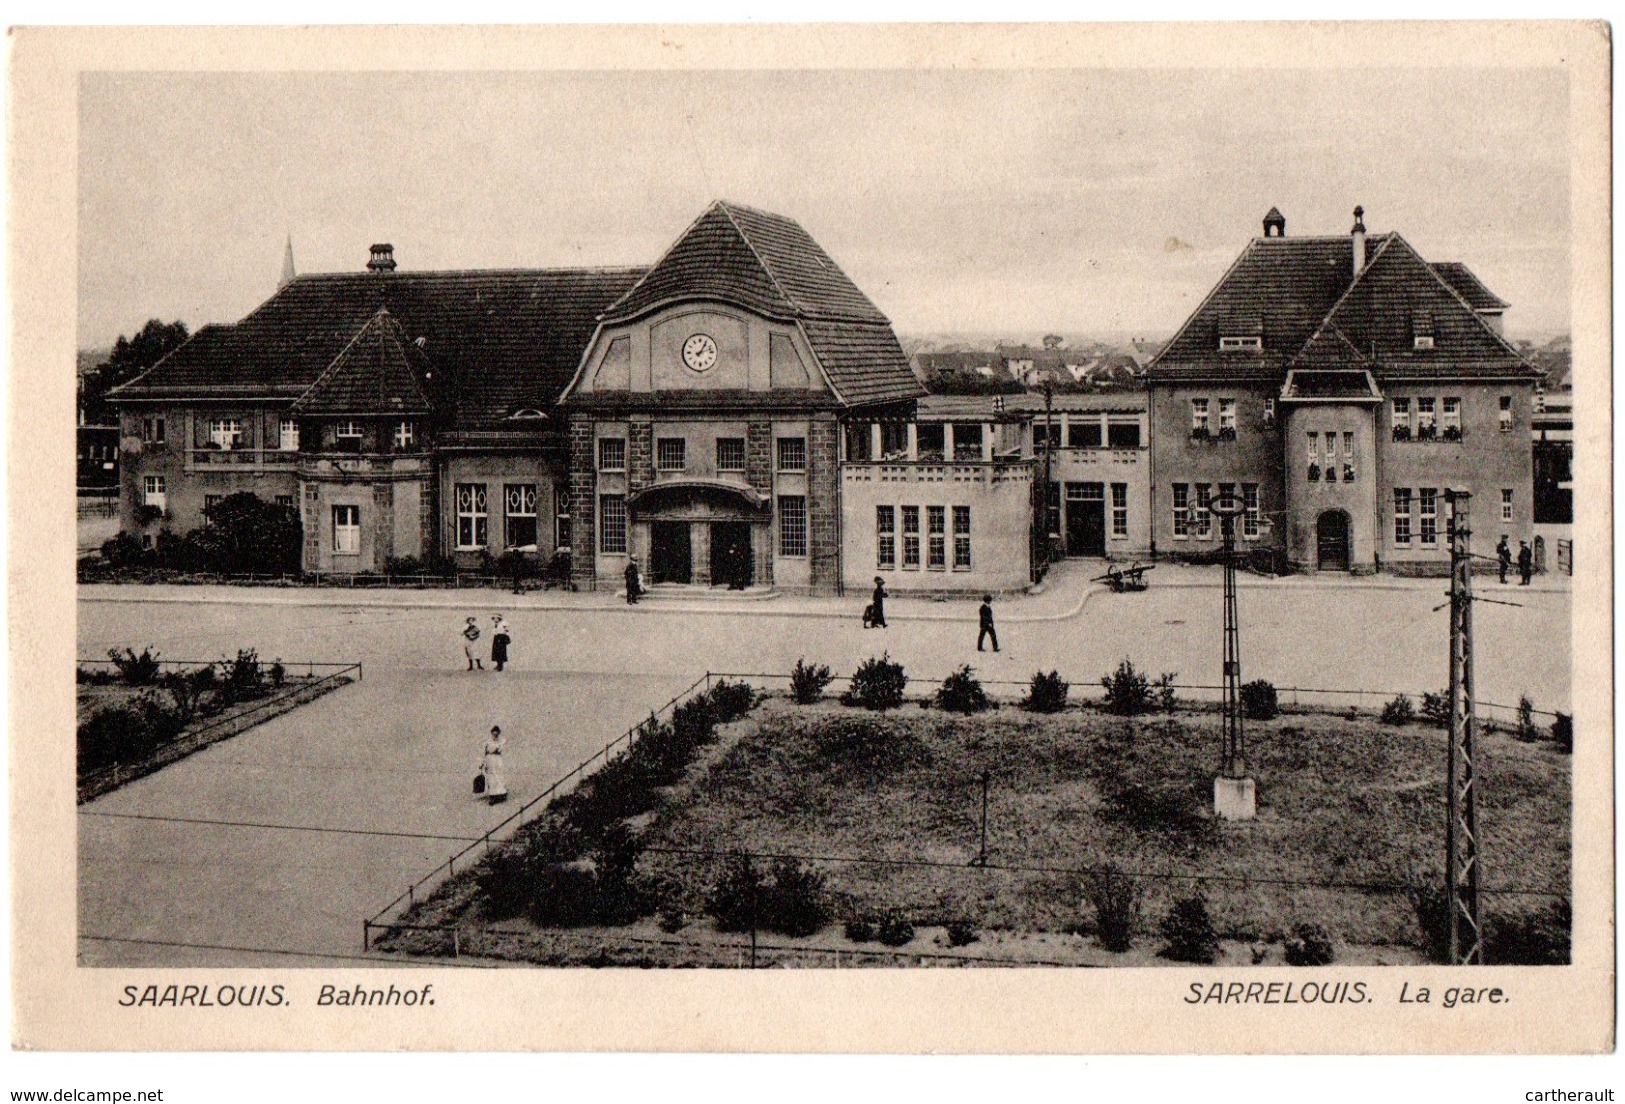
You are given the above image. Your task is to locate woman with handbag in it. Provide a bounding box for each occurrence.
[478,725,509,804]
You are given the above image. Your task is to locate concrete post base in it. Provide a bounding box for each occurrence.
[1214,776,1257,821]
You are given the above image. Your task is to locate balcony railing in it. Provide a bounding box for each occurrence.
[186,447,299,469]
[843,458,1033,487]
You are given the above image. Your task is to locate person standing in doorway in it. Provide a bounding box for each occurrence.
[480,725,509,804]
[977,594,999,652]
[1518,540,1534,586]
[1496,536,1512,585]
[491,614,511,671]
[462,617,484,671]
[625,557,642,604]
[869,576,888,628]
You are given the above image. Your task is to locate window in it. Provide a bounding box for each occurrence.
[776,436,807,472]
[953,506,971,568]
[927,505,947,569]
[454,484,488,549]
[504,484,538,550]
[1219,335,1262,352]
[656,437,687,472]
[901,506,921,568]
[1262,397,1276,426]
[554,483,572,550]
[1046,481,1061,535]
[881,423,909,459]
[1172,483,1190,538]
[1419,487,1438,546]
[1343,431,1356,482]
[1417,397,1437,440]
[1032,422,1052,450]
[1107,420,1141,448]
[1393,489,1412,545]
[1111,483,1128,538]
[597,437,626,472]
[1307,432,1320,481]
[1500,395,1514,432]
[142,416,166,445]
[1391,398,1412,440]
[1442,397,1462,440]
[876,506,896,569]
[275,494,295,510]
[1242,484,1260,539]
[333,505,361,555]
[1191,399,1210,434]
[845,423,873,462]
[1068,421,1103,449]
[716,437,746,473]
[279,417,298,451]
[598,494,627,554]
[142,474,166,509]
[952,424,983,461]
[1414,335,1435,351]
[204,494,222,521]
[393,420,415,449]
[1218,398,1236,435]
[1502,488,1514,522]
[208,418,243,450]
[336,419,364,443]
[1194,484,1213,538]
[778,495,808,557]
[916,423,945,461]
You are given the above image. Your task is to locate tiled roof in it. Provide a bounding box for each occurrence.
[799,320,926,407]
[1149,230,1536,384]
[1431,262,1510,312]
[600,201,889,325]
[110,267,646,430]
[290,309,432,416]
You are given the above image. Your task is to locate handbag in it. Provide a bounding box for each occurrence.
[473,770,486,795]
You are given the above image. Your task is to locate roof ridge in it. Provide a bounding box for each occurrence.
[597,203,735,321]
[292,265,648,281]
[1400,238,1531,364]
[716,201,809,317]
[293,310,389,410]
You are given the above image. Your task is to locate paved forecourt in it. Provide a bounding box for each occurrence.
[77,571,1569,964]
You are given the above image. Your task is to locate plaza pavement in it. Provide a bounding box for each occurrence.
[77,562,1571,965]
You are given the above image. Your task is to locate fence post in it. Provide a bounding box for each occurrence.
[408,884,415,908]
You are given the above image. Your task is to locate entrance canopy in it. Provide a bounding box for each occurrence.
[627,479,769,516]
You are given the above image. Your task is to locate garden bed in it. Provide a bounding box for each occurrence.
[370,677,1570,968]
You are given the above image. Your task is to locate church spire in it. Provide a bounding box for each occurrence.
[279,234,296,288]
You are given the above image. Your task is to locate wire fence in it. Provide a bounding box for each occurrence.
[363,668,1570,967]
[77,569,573,591]
[78,656,360,679]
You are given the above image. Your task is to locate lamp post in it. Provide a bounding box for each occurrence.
[1208,492,1255,821]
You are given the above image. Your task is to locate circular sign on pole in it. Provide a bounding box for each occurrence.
[1209,493,1246,518]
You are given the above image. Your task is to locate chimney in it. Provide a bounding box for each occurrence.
[1350,206,1367,279]
[367,243,397,273]
[1263,207,1286,238]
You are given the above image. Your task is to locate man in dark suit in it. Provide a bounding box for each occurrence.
[977,594,999,652]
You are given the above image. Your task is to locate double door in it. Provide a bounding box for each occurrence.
[1064,482,1106,557]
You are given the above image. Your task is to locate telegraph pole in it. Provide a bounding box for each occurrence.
[1209,493,1254,820]
[1445,489,1483,963]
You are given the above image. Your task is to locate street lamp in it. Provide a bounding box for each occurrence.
[1208,492,1255,821]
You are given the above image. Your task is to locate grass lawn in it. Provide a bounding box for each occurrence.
[378,691,1569,967]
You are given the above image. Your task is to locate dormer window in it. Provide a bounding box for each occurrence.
[336,419,364,443]
[1412,313,1435,350]
[1413,335,1435,350]
[1219,335,1262,353]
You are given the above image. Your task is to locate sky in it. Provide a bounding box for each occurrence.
[77,67,1571,349]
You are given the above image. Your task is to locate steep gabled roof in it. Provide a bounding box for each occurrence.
[1430,261,1510,312]
[290,308,432,416]
[110,267,645,430]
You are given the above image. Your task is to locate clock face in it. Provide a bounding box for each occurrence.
[682,333,719,373]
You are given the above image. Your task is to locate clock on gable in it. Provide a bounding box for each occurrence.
[681,333,719,373]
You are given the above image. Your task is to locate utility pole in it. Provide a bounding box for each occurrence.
[1209,493,1254,820]
[1445,489,1483,964]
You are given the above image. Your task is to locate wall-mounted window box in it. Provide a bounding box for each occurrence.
[1441,425,1463,442]
[1392,425,1412,442]
[1307,463,1321,482]
[1215,427,1237,442]
[1415,424,1438,442]
[1189,427,1211,442]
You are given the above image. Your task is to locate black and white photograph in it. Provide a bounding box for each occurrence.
[12,20,1612,1058]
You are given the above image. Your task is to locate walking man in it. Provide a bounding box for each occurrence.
[977,593,999,652]
[462,617,483,671]
[1517,540,1534,586]
[624,557,642,604]
[1496,536,1512,584]
[868,575,888,628]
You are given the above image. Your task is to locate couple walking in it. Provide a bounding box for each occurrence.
[462,615,513,671]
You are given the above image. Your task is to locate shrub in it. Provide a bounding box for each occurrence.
[1552,712,1573,753]
[707,853,766,933]
[1241,680,1278,721]
[936,665,991,714]
[1487,898,1570,965]
[1086,863,1141,953]
[107,646,162,686]
[1420,690,1451,727]
[790,658,834,704]
[78,706,153,773]
[763,858,830,937]
[1516,695,1538,741]
[218,649,267,705]
[269,660,286,688]
[134,504,163,526]
[1022,670,1069,713]
[161,668,212,726]
[100,531,152,570]
[706,679,757,723]
[1154,672,1178,713]
[1100,659,1153,715]
[876,912,915,948]
[944,920,979,948]
[844,918,876,943]
[1159,895,1221,964]
[1102,782,1210,842]
[842,653,907,711]
[657,905,687,933]
[1283,922,1336,966]
[1380,693,1416,726]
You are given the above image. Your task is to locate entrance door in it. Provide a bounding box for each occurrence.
[651,521,692,584]
[710,521,753,589]
[1316,510,1350,571]
[1065,483,1107,556]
